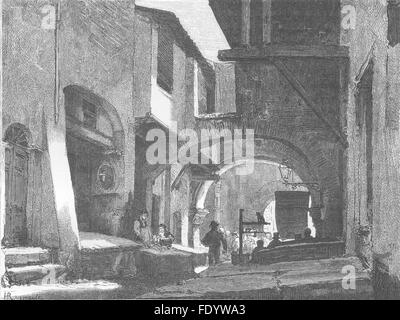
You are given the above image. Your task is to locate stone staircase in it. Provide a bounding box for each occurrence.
[4,247,66,286]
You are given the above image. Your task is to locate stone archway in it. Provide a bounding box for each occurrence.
[190,136,329,244]
[63,85,126,235]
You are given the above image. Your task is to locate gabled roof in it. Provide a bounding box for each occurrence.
[136,0,230,61]
[136,5,215,79]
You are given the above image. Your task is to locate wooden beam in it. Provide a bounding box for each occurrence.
[218,45,350,60]
[191,174,220,182]
[241,0,251,46]
[66,119,114,148]
[272,60,348,147]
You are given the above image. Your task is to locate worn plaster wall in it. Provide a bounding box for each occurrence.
[2,0,61,249]
[2,0,137,257]
[134,14,153,118]
[60,0,136,237]
[343,0,400,296]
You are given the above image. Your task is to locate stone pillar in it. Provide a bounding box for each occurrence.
[262,0,272,44]
[181,210,189,247]
[145,179,153,227]
[214,180,222,222]
[164,166,171,230]
[241,0,251,46]
[309,207,323,239]
[46,111,80,265]
[192,208,209,249]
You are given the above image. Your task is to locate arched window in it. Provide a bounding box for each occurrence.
[4,124,30,148]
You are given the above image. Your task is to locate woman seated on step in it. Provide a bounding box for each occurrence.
[153,224,175,250]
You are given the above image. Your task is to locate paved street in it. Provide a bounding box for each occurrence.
[4,257,373,300]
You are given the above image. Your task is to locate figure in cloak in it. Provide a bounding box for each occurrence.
[133,209,152,247]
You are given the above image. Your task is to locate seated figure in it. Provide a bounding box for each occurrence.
[153,224,175,249]
[303,228,315,242]
[266,232,282,249]
[250,240,266,264]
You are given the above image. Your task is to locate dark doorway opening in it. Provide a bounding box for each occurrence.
[3,124,30,247]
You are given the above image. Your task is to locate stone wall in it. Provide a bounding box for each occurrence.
[2,0,61,249]
[60,0,136,238]
[343,0,400,294]
[1,0,137,262]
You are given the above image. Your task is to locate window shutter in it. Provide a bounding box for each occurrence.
[157,29,174,93]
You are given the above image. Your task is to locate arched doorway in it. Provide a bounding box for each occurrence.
[2,124,31,247]
[64,86,124,234]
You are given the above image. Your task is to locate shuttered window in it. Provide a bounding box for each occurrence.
[388,0,400,47]
[157,29,174,93]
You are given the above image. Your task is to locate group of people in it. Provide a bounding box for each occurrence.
[200,223,316,266]
[250,228,315,263]
[132,210,316,266]
[133,210,175,249]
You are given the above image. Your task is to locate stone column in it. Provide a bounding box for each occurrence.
[145,179,153,227]
[309,207,323,239]
[214,180,222,222]
[46,109,80,267]
[181,210,189,247]
[164,167,171,231]
[192,208,209,249]
[241,0,251,46]
[262,0,272,44]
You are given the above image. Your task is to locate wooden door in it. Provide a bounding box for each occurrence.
[3,145,29,247]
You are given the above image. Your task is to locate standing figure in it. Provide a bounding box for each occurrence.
[201,221,227,266]
[133,209,152,247]
[229,232,240,254]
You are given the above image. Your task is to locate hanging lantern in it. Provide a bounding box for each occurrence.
[278,159,293,184]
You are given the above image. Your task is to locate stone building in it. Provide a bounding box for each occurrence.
[207,0,400,298]
[0,0,137,281]
[132,3,236,247]
[205,0,347,243]
[0,0,236,283]
[342,0,400,298]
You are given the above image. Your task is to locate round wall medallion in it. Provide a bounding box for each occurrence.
[97,162,116,191]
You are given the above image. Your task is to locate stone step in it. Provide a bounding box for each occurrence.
[6,264,67,286]
[4,247,52,267]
